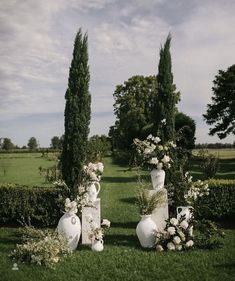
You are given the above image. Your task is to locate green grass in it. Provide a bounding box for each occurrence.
[1,157,235,281]
[0,153,58,186]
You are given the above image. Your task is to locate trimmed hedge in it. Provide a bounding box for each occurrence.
[0,184,68,226]
[195,179,235,220]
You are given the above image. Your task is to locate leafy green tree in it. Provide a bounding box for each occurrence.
[50,136,62,150]
[2,138,14,150]
[61,29,91,194]
[110,75,157,150]
[203,64,235,139]
[175,112,196,150]
[87,135,111,162]
[27,137,38,150]
[154,34,179,143]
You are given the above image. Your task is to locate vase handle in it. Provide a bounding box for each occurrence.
[95,182,101,195]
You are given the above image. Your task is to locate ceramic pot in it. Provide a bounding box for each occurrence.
[91,239,104,252]
[150,167,165,190]
[176,206,194,221]
[87,181,100,203]
[136,215,157,248]
[57,212,81,251]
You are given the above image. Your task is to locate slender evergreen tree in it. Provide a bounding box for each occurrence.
[61,29,91,195]
[154,34,176,143]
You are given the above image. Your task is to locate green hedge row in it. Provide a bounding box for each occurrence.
[0,184,67,226]
[195,179,235,220]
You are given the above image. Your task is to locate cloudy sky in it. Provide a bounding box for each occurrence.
[0,0,234,147]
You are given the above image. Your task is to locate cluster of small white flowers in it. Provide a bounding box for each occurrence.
[64,198,78,214]
[88,216,111,242]
[83,162,104,182]
[184,172,210,204]
[134,135,176,170]
[155,216,194,252]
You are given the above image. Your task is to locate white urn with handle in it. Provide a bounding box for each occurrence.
[87,181,100,203]
[150,163,165,190]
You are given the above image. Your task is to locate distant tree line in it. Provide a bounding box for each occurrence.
[195,142,235,149]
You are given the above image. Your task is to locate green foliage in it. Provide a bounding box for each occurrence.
[203,64,235,139]
[50,136,63,150]
[87,135,111,162]
[154,34,179,143]
[194,179,235,219]
[110,75,157,150]
[10,227,71,268]
[61,29,91,194]
[175,112,196,150]
[1,138,14,150]
[38,165,61,183]
[194,219,225,249]
[27,137,38,150]
[136,183,165,215]
[0,184,68,226]
[200,152,219,179]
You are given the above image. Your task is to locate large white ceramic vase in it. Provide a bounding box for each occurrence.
[136,215,157,248]
[57,212,81,251]
[150,163,165,190]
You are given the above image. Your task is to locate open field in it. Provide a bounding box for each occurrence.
[0,152,58,186]
[1,157,235,281]
[0,150,234,186]
[193,148,235,159]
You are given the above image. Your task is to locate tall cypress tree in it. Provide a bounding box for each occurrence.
[61,29,91,195]
[154,34,176,143]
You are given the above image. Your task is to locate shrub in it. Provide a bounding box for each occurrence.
[10,226,72,269]
[0,184,68,226]
[194,179,235,220]
[112,149,133,165]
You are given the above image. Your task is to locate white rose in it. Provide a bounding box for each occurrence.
[153,136,161,144]
[170,218,178,226]
[101,219,111,228]
[65,198,71,204]
[144,148,151,154]
[175,244,182,251]
[167,226,176,235]
[147,134,153,140]
[156,245,164,252]
[167,242,175,251]
[97,162,104,173]
[158,145,164,151]
[162,155,170,163]
[173,236,181,245]
[186,240,194,248]
[180,220,189,230]
[149,157,159,165]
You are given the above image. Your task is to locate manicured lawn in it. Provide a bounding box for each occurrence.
[1,157,235,281]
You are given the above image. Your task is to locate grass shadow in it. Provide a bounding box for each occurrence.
[105,233,140,248]
[111,221,137,229]
[102,176,138,183]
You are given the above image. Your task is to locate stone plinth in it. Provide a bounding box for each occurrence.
[81,199,101,245]
[149,188,169,232]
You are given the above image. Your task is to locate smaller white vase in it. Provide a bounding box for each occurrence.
[57,212,81,251]
[150,167,165,190]
[87,181,100,203]
[176,206,194,221]
[91,239,104,252]
[136,215,157,248]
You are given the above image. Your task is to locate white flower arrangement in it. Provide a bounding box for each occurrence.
[88,217,111,242]
[183,172,210,204]
[83,162,104,182]
[133,135,176,170]
[64,198,78,215]
[155,216,194,251]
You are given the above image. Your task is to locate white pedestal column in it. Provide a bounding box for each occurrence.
[81,199,101,245]
[149,189,169,232]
